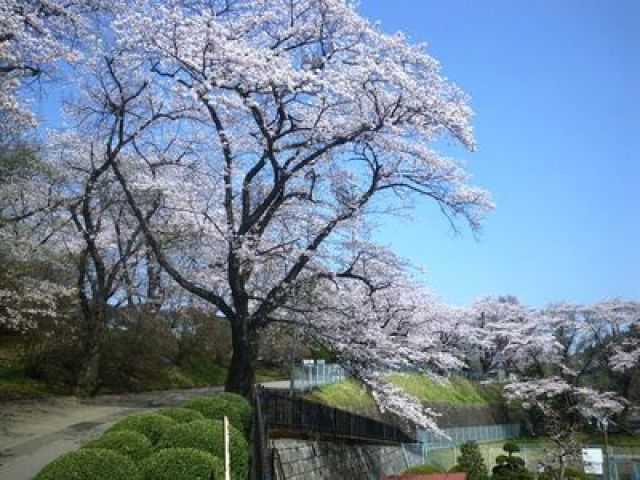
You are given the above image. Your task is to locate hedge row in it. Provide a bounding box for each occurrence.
[34,392,252,480]
[157,419,248,480]
[183,392,252,434]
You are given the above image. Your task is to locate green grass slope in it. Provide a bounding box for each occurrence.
[306,374,505,418]
[307,379,379,416]
[387,373,504,405]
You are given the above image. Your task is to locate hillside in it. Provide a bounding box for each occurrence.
[306,374,506,421]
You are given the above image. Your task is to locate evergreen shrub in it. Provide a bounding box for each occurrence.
[34,448,141,480]
[141,448,224,480]
[82,430,153,461]
[106,413,176,444]
[156,419,248,480]
[183,392,252,434]
[159,407,206,424]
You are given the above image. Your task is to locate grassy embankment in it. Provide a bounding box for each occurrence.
[307,373,505,418]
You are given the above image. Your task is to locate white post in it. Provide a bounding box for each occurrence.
[224,416,231,480]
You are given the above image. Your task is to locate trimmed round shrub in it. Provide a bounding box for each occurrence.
[405,464,444,474]
[82,430,153,461]
[107,413,176,444]
[156,419,248,480]
[503,441,521,454]
[183,392,252,433]
[141,448,224,480]
[159,407,206,424]
[215,392,251,408]
[35,448,141,480]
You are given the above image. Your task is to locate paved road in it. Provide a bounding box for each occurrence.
[0,386,224,480]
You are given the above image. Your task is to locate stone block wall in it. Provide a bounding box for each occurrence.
[272,439,416,480]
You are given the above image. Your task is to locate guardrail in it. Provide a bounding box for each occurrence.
[263,387,414,444]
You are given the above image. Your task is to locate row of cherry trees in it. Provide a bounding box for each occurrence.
[460,296,640,473]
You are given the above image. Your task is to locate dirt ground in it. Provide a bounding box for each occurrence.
[0,386,222,480]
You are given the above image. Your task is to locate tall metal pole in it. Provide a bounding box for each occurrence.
[289,325,299,397]
[224,416,231,480]
[603,418,610,480]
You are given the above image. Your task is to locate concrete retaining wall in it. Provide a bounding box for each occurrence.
[272,439,420,480]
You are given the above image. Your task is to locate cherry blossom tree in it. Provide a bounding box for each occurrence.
[50,134,169,394]
[505,377,625,478]
[595,300,640,372]
[466,296,557,378]
[544,299,640,399]
[0,128,174,394]
[2,0,493,425]
[298,276,469,430]
[496,299,639,477]
[0,137,75,335]
[68,0,495,401]
[610,334,640,372]
[595,300,640,401]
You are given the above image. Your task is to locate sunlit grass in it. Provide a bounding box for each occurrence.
[386,373,504,405]
[306,374,505,419]
[307,379,379,416]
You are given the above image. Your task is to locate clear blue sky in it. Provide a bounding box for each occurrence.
[359,0,640,307]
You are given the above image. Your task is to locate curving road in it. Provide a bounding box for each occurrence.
[0,386,225,479]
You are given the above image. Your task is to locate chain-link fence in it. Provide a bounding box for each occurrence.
[291,363,347,391]
[418,423,521,447]
[604,446,640,480]
[401,443,427,470]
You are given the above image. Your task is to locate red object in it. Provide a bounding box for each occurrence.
[384,474,467,480]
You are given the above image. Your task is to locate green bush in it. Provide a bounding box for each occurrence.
[405,463,444,474]
[492,442,532,480]
[106,413,176,444]
[97,316,180,392]
[82,430,153,462]
[141,448,224,480]
[35,448,141,480]
[216,392,251,408]
[159,407,206,424]
[452,440,489,480]
[156,419,248,480]
[503,441,521,455]
[183,393,252,434]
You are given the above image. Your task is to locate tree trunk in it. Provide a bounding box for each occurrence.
[75,340,101,397]
[225,319,259,398]
[75,302,106,397]
[616,371,633,399]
